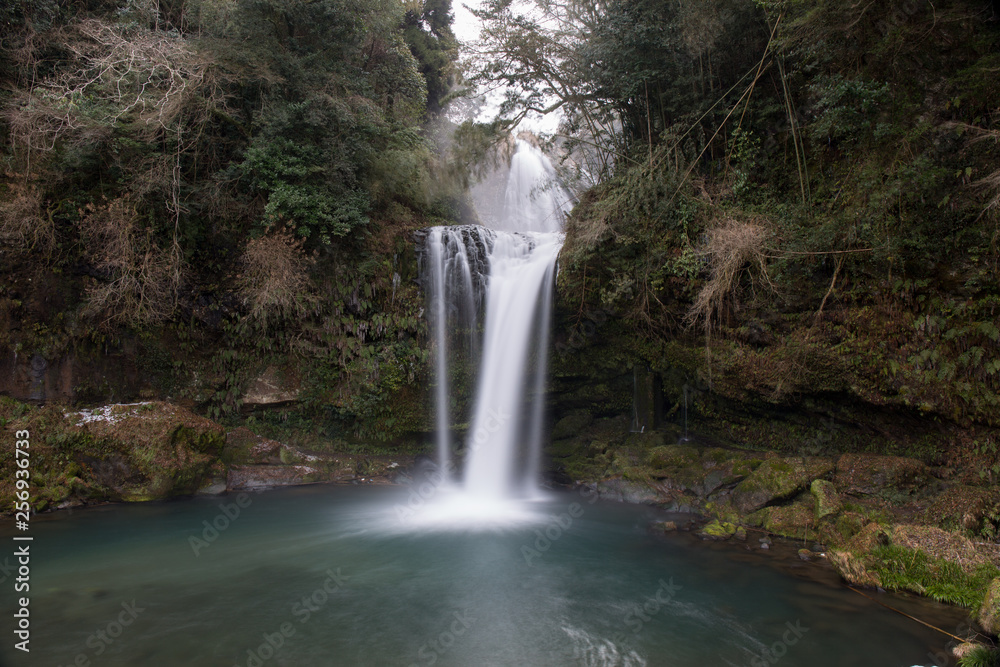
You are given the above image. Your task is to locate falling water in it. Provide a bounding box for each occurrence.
[424,225,493,479]
[462,232,563,499]
[497,139,567,234]
[422,137,571,507]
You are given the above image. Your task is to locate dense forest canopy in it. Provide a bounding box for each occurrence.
[1,0,1000,437]
[464,0,1000,426]
[0,0,465,434]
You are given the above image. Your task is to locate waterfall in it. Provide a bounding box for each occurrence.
[422,138,570,505]
[423,225,493,480]
[497,139,567,234]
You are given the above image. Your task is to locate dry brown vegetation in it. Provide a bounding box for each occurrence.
[685,215,771,330]
[5,17,224,172]
[236,228,318,323]
[0,182,55,255]
[81,198,181,328]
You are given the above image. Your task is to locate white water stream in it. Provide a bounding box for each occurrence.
[422,138,571,515]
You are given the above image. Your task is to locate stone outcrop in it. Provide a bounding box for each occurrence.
[731,457,834,514]
[241,366,300,408]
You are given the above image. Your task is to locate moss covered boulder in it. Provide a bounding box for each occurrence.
[699,519,738,541]
[747,498,817,540]
[0,400,227,509]
[645,444,707,493]
[979,578,1000,636]
[551,410,594,440]
[731,456,834,514]
[811,479,842,519]
[648,444,700,469]
[70,402,225,501]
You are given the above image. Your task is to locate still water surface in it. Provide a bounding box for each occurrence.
[0,484,967,666]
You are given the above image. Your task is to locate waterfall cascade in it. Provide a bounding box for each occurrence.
[422,138,571,509]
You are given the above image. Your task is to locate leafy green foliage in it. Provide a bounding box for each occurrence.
[0,0,460,444]
[547,0,1000,427]
[866,544,1000,609]
[403,0,459,112]
[809,75,890,148]
[960,646,1000,667]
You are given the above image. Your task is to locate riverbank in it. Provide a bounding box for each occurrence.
[546,413,1000,654]
[0,398,414,513]
[3,395,998,659]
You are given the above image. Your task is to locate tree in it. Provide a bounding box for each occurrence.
[403,0,459,112]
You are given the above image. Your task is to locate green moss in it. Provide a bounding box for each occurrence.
[748,500,817,540]
[732,459,763,477]
[279,447,302,465]
[173,425,225,456]
[702,519,737,538]
[865,545,1000,609]
[980,578,1000,636]
[732,457,833,513]
[702,448,734,465]
[811,479,842,519]
[704,500,740,524]
[647,444,700,468]
[548,439,582,458]
[833,512,865,542]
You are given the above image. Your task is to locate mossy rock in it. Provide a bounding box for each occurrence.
[732,456,834,514]
[594,477,661,504]
[979,578,1000,636]
[847,522,890,553]
[623,430,666,451]
[172,424,225,456]
[701,447,737,466]
[810,479,842,519]
[548,438,582,459]
[70,402,224,501]
[551,410,594,440]
[704,500,740,524]
[748,499,817,540]
[644,444,720,493]
[280,446,306,465]
[647,444,700,469]
[700,519,737,540]
[731,458,764,478]
[832,511,866,543]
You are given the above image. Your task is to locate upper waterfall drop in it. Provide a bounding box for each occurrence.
[496,139,570,234]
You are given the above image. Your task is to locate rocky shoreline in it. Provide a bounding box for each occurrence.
[0,399,411,513]
[558,428,1000,655]
[3,397,998,657]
